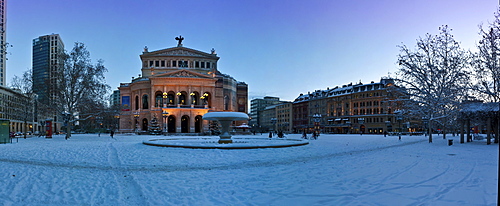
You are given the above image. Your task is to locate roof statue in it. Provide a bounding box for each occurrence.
[175,35,184,47]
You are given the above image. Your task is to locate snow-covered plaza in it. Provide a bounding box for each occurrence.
[0,133,498,205]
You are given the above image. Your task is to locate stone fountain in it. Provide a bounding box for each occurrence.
[202,112,249,144]
[143,112,308,149]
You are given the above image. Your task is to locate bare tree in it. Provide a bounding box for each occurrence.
[54,42,110,139]
[472,8,500,102]
[472,9,500,146]
[9,70,36,138]
[10,70,32,94]
[396,25,471,143]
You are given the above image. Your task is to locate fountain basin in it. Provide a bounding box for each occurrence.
[203,112,249,144]
[143,137,309,149]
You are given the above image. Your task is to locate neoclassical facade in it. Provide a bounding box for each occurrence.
[118,38,248,134]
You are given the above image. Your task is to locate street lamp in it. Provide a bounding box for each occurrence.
[201,93,209,107]
[358,117,365,135]
[162,110,169,136]
[312,114,322,138]
[422,117,428,137]
[176,92,183,106]
[133,111,140,134]
[385,120,392,136]
[190,92,196,105]
[270,118,277,135]
[114,114,120,132]
[394,110,403,140]
[162,92,168,107]
[62,111,71,140]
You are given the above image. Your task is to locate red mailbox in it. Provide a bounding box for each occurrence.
[45,120,52,138]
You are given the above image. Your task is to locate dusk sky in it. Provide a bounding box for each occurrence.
[5,0,498,101]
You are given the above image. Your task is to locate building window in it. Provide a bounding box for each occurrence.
[195,61,199,68]
[149,61,154,67]
[142,95,149,109]
[155,61,160,67]
[155,94,162,107]
[135,96,139,110]
[207,62,211,69]
[201,62,205,68]
[161,60,165,67]
[172,61,177,67]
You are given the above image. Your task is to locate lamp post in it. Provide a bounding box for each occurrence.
[395,110,403,140]
[385,121,392,136]
[96,116,103,134]
[422,117,428,137]
[176,92,182,106]
[62,111,71,140]
[114,114,120,132]
[162,110,169,136]
[270,118,277,136]
[133,111,140,134]
[312,114,322,138]
[162,92,168,108]
[201,93,209,108]
[358,117,365,135]
[190,92,196,105]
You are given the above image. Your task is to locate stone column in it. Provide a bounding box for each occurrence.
[176,115,181,133]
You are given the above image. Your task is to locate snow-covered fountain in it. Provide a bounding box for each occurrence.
[143,112,308,149]
[202,112,249,144]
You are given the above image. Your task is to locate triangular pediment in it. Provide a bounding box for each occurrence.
[153,69,213,79]
[141,46,219,59]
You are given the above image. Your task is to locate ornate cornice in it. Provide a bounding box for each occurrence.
[141,47,219,60]
[152,69,214,79]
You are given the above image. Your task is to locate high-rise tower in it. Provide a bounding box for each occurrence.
[0,0,6,86]
[32,34,64,103]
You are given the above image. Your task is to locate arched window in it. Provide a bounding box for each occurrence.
[224,95,231,110]
[167,93,175,105]
[142,95,149,109]
[178,93,186,105]
[135,96,139,110]
[155,94,162,107]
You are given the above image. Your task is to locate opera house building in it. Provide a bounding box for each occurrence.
[118,38,248,134]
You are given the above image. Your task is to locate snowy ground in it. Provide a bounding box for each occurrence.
[0,133,497,206]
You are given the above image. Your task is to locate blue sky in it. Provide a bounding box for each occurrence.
[5,0,498,101]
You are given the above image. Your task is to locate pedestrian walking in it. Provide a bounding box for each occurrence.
[110,130,115,138]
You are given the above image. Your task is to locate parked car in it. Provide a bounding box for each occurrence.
[14,132,23,136]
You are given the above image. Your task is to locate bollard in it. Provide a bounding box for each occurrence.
[448,139,453,146]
